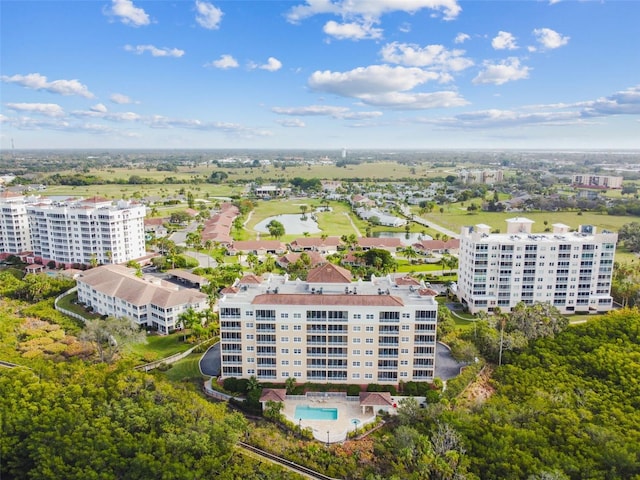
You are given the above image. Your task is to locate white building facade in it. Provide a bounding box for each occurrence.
[458,218,617,314]
[27,197,146,266]
[572,174,623,189]
[219,264,438,385]
[0,192,32,255]
[77,264,208,334]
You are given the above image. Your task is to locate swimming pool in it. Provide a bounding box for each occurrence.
[295,405,338,421]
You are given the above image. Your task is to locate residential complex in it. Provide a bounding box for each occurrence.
[0,193,146,266]
[572,174,623,189]
[218,263,438,385]
[458,169,504,185]
[457,218,617,314]
[76,264,208,334]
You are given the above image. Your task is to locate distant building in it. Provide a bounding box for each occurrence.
[457,218,617,314]
[572,174,623,189]
[253,185,292,198]
[458,169,504,185]
[0,192,33,255]
[218,264,438,384]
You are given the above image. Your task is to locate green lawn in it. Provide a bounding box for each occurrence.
[161,353,206,382]
[56,291,101,320]
[129,333,192,360]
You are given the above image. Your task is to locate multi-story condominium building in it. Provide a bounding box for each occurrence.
[77,264,208,334]
[572,174,623,189]
[218,263,439,385]
[458,169,504,185]
[458,218,617,314]
[0,192,32,255]
[26,196,146,267]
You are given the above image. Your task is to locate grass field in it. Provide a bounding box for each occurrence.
[129,333,192,361]
[161,353,206,382]
[56,291,101,320]
[43,183,241,201]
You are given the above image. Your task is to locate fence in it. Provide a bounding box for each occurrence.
[54,287,87,323]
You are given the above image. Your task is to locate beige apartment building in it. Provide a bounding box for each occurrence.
[218,264,439,385]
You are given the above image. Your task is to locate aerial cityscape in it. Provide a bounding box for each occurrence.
[1,0,640,479]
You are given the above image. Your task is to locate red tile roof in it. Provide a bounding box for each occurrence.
[359,391,393,406]
[259,388,287,403]
[290,236,342,248]
[358,237,402,248]
[239,274,262,284]
[252,293,405,307]
[395,275,420,286]
[306,263,352,283]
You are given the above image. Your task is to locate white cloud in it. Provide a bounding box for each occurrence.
[207,54,239,69]
[91,103,108,113]
[533,28,570,49]
[454,33,470,44]
[323,20,383,40]
[110,93,134,104]
[380,42,473,71]
[399,23,411,33]
[287,0,462,27]
[309,65,442,97]
[276,118,306,127]
[195,0,223,30]
[124,44,185,57]
[473,57,530,85]
[252,57,282,72]
[492,31,518,50]
[580,85,640,117]
[108,0,150,26]
[6,102,65,117]
[356,91,468,109]
[272,104,383,119]
[1,73,94,98]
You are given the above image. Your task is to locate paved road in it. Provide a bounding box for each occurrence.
[184,251,217,269]
[435,341,466,381]
[411,215,459,239]
[199,342,221,377]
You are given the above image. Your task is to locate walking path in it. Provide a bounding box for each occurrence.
[411,215,459,239]
[343,212,362,237]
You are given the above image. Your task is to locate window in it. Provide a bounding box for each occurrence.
[280,325,289,330]
[365,338,374,344]
[365,373,373,379]
[366,326,374,332]
[352,349,361,355]
[246,322,254,328]
[280,337,289,342]
[401,325,410,330]
[365,350,373,356]
[281,360,289,366]
[401,337,410,342]
[366,314,374,320]
[293,313,301,319]
[352,361,361,367]
[400,360,409,366]
[293,348,302,354]
[294,372,302,377]
[280,313,289,319]
[402,313,411,318]
[353,326,361,332]
[294,360,302,366]
[353,338,361,344]
[246,334,254,340]
[281,372,290,378]
[353,314,361,319]
[400,372,408,377]
[352,373,361,379]
[293,325,302,331]
[401,348,409,354]
[294,337,302,343]
[281,348,289,354]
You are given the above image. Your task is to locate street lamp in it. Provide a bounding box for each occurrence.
[326,430,330,447]
[298,418,302,436]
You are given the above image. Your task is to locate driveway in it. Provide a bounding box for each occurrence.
[199,342,221,377]
[435,341,466,381]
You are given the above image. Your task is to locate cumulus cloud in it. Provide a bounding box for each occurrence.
[5,103,65,117]
[276,118,306,127]
[473,57,530,85]
[71,107,142,122]
[195,0,223,29]
[287,0,462,31]
[380,42,473,71]
[580,85,640,117]
[309,65,443,97]
[356,91,468,109]
[206,54,239,69]
[533,28,570,49]
[107,0,150,26]
[124,44,185,57]
[323,20,383,40]
[91,103,108,113]
[249,57,282,72]
[146,115,272,137]
[272,104,383,119]
[454,32,470,44]
[110,93,134,104]
[492,31,518,50]
[1,73,94,98]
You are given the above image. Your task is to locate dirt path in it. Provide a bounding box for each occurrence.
[343,212,362,237]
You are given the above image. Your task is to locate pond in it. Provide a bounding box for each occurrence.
[372,231,432,245]
[254,214,321,235]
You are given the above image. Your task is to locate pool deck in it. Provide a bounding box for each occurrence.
[283,394,376,443]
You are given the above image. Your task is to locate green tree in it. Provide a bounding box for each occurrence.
[267,220,285,239]
[80,316,146,363]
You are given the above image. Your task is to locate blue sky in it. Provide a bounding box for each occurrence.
[1,0,639,150]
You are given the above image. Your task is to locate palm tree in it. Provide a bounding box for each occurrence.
[402,246,419,264]
[246,252,259,271]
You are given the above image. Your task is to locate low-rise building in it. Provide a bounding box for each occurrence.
[76,264,208,334]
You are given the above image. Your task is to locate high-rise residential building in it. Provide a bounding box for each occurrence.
[218,263,439,385]
[458,169,504,185]
[457,218,617,314]
[0,193,146,267]
[572,174,623,189]
[27,196,146,266]
[0,192,32,255]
